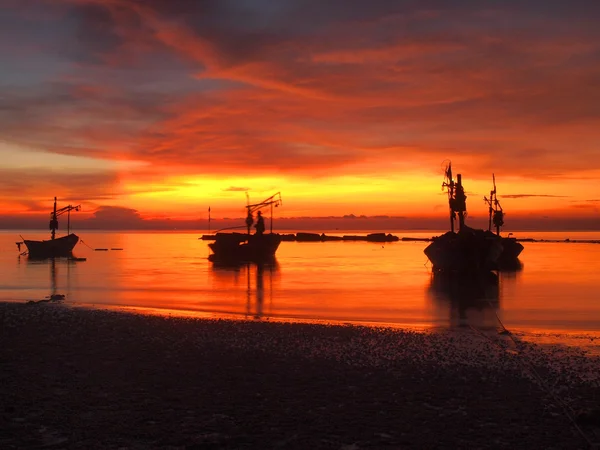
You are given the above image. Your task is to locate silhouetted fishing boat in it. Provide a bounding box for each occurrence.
[424,163,503,272]
[208,193,283,263]
[483,175,524,265]
[17,197,80,259]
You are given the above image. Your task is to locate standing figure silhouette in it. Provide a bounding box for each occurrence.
[245,211,254,235]
[255,211,265,236]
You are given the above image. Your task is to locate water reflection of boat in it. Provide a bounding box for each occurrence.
[23,257,76,303]
[428,271,500,329]
[18,197,81,259]
[208,193,282,264]
[424,163,503,273]
[210,260,279,319]
[483,175,524,268]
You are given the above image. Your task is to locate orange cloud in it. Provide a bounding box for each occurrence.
[0,0,599,225]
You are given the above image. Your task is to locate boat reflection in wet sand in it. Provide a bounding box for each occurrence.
[424,163,503,272]
[208,192,282,264]
[18,197,81,259]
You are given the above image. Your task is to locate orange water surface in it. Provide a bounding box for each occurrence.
[1,230,599,352]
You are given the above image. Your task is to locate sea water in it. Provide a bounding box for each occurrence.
[1,230,599,352]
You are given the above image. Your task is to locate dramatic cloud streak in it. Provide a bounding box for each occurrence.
[1,0,599,227]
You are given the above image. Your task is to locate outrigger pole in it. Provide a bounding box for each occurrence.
[49,197,81,240]
[483,174,504,235]
[246,192,283,233]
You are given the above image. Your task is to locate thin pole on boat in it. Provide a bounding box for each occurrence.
[484,174,504,236]
[51,197,57,240]
[456,174,465,231]
[52,201,80,238]
[246,192,282,234]
[442,163,455,233]
[208,206,211,234]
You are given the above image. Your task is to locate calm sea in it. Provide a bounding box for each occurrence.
[1,230,599,351]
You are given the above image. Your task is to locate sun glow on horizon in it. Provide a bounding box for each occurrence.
[103,167,600,221]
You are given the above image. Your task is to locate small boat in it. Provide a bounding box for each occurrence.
[18,197,81,259]
[483,175,524,265]
[424,163,503,272]
[208,193,283,263]
[23,234,80,259]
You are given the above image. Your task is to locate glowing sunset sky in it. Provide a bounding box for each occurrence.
[1,0,599,229]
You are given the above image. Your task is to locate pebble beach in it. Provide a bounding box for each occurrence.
[1,301,599,449]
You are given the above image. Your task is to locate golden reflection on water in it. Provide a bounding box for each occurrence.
[1,231,599,341]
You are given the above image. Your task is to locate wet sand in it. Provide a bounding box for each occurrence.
[1,302,599,449]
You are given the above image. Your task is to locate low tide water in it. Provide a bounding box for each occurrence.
[1,230,599,352]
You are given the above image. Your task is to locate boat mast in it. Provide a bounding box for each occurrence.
[442,164,455,232]
[246,192,283,233]
[486,182,493,232]
[50,197,58,240]
[442,163,467,232]
[484,174,504,235]
[50,198,81,239]
[455,174,466,231]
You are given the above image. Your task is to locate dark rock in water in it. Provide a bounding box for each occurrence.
[25,294,65,305]
[280,234,297,241]
[366,233,399,242]
[366,233,387,242]
[321,234,343,241]
[342,235,364,241]
[296,232,322,242]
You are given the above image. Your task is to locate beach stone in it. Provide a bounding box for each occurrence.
[0,302,598,449]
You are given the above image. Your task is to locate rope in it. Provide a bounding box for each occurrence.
[213,225,248,233]
[79,239,95,251]
[470,300,597,449]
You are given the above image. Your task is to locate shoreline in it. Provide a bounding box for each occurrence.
[8,298,600,355]
[2,301,599,449]
[74,303,600,356]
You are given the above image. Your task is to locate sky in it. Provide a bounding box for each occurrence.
[1,0,599,230]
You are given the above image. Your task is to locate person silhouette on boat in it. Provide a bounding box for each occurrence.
[245,211,254,235]
[255,211,265,236]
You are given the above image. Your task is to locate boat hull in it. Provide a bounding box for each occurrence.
[208,233,281,263]
[24,234,79,259]
[498,237,524,261]
[424,230,503,273]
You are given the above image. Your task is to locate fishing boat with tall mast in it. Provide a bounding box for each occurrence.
[208,192,283,263]
[17,197,81,259]
[483,175,524,264]
[424,163,503,272]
